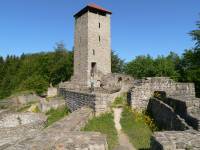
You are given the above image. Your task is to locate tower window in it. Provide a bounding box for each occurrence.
[92,49,95,55]
[99,36,101,42]
[99,22,100,28]
[91,62,97,77]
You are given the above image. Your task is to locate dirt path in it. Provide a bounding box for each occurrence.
[113,108,136,150]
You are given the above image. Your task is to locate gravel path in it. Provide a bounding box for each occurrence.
[113,108,136,150]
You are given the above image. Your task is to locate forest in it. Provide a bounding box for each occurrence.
[0,19,199,99]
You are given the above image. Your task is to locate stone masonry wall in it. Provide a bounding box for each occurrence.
[73,11,88,86]
[59,87,125,116]
[2,107,108,150]
[59,88,96,112]
[147,98,190,130]
[129,77,195,111]
[160,96,200,130]
[151,130,200,150]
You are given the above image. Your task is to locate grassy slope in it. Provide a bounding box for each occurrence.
[120,107,152,149]
[45,106,70,127]
[83,113,118,150]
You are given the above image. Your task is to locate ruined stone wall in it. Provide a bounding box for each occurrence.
[147,98,190,130]
[160,96,200,130]
[151,130,200,150]
[59,88,95,112]
[59,87,124,116]
[1,107,108,150]
[129,77,195,110]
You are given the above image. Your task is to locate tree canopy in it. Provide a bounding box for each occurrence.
[0,43,73,99]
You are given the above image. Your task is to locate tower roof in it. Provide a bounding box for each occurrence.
[74,4,112,18]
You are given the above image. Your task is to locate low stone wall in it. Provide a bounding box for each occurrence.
[38,97,65,113]
[147,98,190,130]
[0,93,41,109]
[59,88,96,112]
[59,87,124,116]
[95,91,122,116]
[0,112,47,129]
[2,107,108,150]
[160,96,200,130]
[151,130,200,150]
[129,77,195,111]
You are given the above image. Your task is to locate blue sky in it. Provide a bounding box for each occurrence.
[0,0,199,61]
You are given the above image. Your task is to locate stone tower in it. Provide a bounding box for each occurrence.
[72,4,112,87]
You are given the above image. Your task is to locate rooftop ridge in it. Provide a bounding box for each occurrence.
[74,3,112,18]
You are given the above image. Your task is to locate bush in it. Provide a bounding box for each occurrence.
[83,113,118,150]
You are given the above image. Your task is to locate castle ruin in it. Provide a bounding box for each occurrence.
[0,4,200,150]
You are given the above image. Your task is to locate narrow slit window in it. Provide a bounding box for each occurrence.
[99,36,101,42]
[99,22,100,28]
[92,49,95,55]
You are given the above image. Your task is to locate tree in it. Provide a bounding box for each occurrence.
[179,18,200,97]
[154,54,179,80]
[124,55,156,78]
[0,43,74,99]
[111,51,124,73]
[190,20,200,48]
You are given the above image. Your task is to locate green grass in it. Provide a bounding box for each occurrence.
[45,106,70,127]
[83,113,118,150]
[112,93,127,108]
[120,107,153,149]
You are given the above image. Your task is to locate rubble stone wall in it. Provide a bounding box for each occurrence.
[147,98,190,130]
[59,88,124,116]
[129,77,195,111]
[59,88,96,112]
[151,131,200,150]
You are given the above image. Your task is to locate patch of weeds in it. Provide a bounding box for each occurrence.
[112,93,127,108]
[83,113,118,150]
[17,101,38,112]
[45,106,70,127]
[120,107,156,149]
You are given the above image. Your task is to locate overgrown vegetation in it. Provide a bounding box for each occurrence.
[112,93,127,107]
[83,113,118,150]
[120,107,157,149]
[45,106,70,127]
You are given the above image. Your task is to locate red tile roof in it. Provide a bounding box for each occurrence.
[74,4,112,18]
[87,3,112,14]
